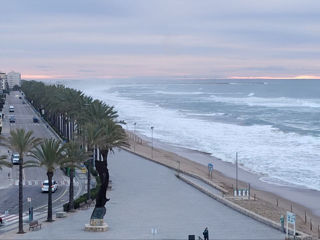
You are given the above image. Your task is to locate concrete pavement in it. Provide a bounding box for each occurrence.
[9,149,284,239]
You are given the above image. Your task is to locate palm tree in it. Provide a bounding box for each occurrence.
[31,138,64,222]
[82,122,105,200]
[93,119,128,209]
[60,140,90,210]
[0,129,41,233]
[0,154,12,169]
[80,100,119,200]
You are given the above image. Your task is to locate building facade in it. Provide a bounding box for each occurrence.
[7,71,21,89]
[0,72,7,91]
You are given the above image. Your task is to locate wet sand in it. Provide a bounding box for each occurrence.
[125,132,320,238]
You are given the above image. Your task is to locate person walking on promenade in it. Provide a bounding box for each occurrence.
[203,227,209,240]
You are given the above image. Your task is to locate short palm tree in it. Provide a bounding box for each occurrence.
[60,140,90,210]
[0,129,41,233]
[0,154,11,169]
[31,138,64,222]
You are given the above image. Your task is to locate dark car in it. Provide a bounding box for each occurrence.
[33,117,39,123]
[9,115,15,123]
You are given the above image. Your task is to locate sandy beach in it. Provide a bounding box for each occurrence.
[125,131,320,238]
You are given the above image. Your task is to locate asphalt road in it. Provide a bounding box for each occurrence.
[0,91,81,216]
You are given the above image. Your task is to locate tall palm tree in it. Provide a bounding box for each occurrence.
[82,122,105,200]
[0,154,11,169]
[60,140,90,210]
[31,138,64,222]
[0,129,41,233]
[80,100,119,200]
[93,119,128,210]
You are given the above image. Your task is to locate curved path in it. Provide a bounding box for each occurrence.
[14,149,284,239]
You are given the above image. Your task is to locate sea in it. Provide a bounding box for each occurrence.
[64,78,320,191]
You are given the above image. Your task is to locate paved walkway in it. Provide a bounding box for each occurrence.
[8,150,284,239]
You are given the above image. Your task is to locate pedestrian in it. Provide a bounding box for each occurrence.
[203,227,209,240]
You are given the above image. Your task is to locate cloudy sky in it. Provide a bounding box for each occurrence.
[1,0,320,80]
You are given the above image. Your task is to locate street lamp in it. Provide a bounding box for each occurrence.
[151,126,154,159]
[236,152,238,192]
[133,122,136,152]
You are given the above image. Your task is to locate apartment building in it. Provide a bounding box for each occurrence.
[0,72,7,91]
[7,71,21,89]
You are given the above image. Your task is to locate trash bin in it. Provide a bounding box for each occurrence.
[188,235,195,240]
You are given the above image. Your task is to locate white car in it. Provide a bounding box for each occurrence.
[11,153,20,164]
[41,180,58,193]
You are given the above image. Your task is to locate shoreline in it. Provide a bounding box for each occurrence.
[125,131,320,237]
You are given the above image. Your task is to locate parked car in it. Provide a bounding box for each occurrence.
[11,153,20,164]
[33,117,39,123]
[9,106,14,112]
[9,115,15,123]
[41,180,58,193]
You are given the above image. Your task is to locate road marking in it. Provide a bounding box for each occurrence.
[33,183,69,211]
[0,213,28,224]
[13,180,70,186]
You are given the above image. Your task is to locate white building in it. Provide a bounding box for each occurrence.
[7,71,21,89]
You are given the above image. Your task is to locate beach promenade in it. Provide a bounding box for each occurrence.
[123,133,320,238]
[2,150,284,239]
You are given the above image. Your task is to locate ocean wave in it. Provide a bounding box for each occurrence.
[154,90,204,95]
[70,82,320,192]
[208,95,320,108]
[88,91,320,191]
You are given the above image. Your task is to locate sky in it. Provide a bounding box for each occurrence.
[1,0,320,80]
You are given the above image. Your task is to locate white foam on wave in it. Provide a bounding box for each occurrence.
[83,87,320,191]
[185,112,226,117]
[154,90,204,95]
[208,95,320,108]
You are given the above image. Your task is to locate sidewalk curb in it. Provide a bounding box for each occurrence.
[177,174,311,240]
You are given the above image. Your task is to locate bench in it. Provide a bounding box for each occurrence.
[29,220,41,231]
[56,211,67,218]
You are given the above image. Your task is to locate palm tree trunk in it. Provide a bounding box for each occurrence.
[47,171,53,222]
[87,164,91,200]
[95,149,109,208]
[86,147,92,200]
[69,168,74,210]
[18,157,24,233]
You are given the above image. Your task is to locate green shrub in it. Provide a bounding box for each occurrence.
[90,168,98,177]
[90,187,99,200]
[63,203,70,212]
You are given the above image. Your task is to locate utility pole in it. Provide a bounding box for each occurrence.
[236,152,238,192]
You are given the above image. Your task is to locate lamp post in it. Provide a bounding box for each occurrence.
[133,122,136,152]
[151,126,154,159]
[236,152,238,192]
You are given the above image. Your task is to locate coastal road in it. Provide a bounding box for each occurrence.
[0,91,83,226]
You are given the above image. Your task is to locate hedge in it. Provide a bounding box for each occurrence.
[63,186,99,212]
